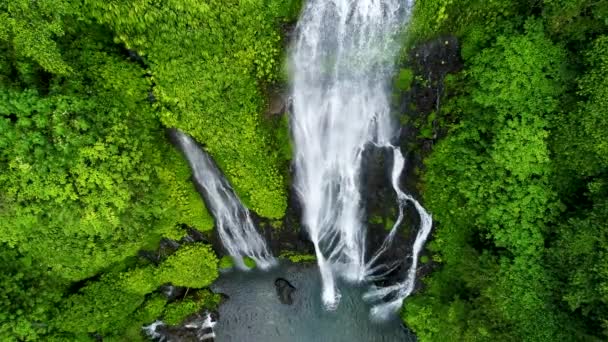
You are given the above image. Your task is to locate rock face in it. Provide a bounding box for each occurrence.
[359,144,420,287]
[274,278,296,305]
[405,35,462,142]
[266,89,288,116]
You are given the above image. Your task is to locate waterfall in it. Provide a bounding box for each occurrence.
[143,312,217,341]
[290,0,433,316]
[173,130,276,270]
[185,313,217,341]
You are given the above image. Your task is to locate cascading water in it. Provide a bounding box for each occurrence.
[173,130,276,270]
[290,0,433,316]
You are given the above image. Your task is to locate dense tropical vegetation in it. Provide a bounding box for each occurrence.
[0,0,298,339]
[402,0,608,340]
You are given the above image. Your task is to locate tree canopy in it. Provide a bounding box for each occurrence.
[0,0,298,339]
[402,0,608,340]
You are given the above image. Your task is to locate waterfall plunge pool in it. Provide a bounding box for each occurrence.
[210,262,415,342]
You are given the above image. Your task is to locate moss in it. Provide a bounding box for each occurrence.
[163,300,201,326]
[219,256,256,269]
[163,290,221,326]
[244,257,257,268]
[270,219,284,230]
[136,295,168,324]
[219,256,234,270]
[385,217,396,231]
[158,243,219,288]
[395,68,414,91]
[369,215,383,225]
[280,251,316,263]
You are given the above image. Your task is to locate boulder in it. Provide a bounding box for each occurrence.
[274,278,296,305]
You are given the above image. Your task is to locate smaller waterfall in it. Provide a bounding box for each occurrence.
[362,148,433,319]
[143,313,217,341]
[185,313,217,341]
[172,130,276,270]
[142,321,165,341]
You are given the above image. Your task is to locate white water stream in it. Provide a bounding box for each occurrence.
[174,131,276,270]
[290,0,433,317]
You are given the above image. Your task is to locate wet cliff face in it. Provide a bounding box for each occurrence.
[399,35,462,154]
[360,35,463,285]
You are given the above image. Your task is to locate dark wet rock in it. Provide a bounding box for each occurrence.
[359,144,419,286]
[180,227,209,244]
[281,22,297,44]
[411,36,461,85]
[148,89,156,103]
[405,36,463,140]
[160,285,188,301]
[138,250,160,265]
[274,277,296,305]
[126,48,145,65]
[266,89,288,116]
[159,238,181,255]
[255,180,316,258]
[367,36,464,289]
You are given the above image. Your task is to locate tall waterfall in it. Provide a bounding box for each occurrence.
[290,0,433,316]
[173,131,276,270]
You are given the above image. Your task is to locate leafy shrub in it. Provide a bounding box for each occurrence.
[158,244,219,288]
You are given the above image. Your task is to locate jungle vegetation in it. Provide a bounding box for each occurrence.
[401,0,608,341]
[0,0,299,340]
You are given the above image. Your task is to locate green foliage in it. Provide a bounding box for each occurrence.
[369,215,383,225]
[0,90,156,280]
[549,196,608,334]
[135,294,168,326]
[244,257,257,269]
[553,36,608,178]
[395,68,414,91]
[56,275,146,335]
[273,114,293,164]
[401,13,603,340]
[543,0,608,41]
[270,219,284,230]
[158,244,218,288]
[156,150,215,233]
[0,248,65,341]
[163,291,221,326]
[0,15,218,282]
[280,251,316,263]
[548,35,608,338]
[407,0,523,50]
[0,0,295,339]
[55,241,219,338]
[0,0,75,75]
[219,256,235,270]
[163,299,202,326]
[404,0,608,340]
[83,0,293,219]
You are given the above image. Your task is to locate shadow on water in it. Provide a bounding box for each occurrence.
[211,262,415,342]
